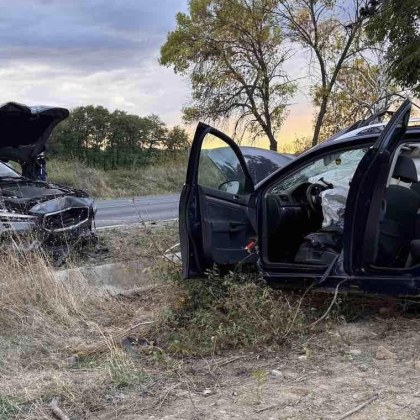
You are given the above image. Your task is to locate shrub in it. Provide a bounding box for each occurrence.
[154,267,307,355]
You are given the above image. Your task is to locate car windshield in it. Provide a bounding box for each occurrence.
[270,147,367,193]
[0,161,21,178]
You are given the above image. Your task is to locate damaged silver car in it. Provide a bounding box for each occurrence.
[0,102,96,262]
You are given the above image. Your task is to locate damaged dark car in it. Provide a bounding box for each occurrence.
[180,99,420,296]
[0,102,96,262]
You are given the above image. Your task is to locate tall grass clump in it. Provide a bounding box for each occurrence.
[0,251,99,345]
[0,248,155,418]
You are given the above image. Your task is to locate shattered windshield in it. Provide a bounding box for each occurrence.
[270,147,367,193]
[0,161,21,178]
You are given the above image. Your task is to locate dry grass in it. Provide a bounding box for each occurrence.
[47,159,113,198]
[47,157,186,198]
[0,249,162,418]
[1,227,418,418]
[0,253,94,339]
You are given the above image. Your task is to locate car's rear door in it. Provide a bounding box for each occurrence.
[343,99,412,273]
[179,122,257,278]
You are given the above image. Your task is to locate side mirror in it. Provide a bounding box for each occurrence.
[218,180,240,194]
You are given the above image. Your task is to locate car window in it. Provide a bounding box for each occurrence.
[198,133,250,194]
[0,161,21,178]
[270,147,367,193]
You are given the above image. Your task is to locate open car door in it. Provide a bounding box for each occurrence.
[179,123,257,278]
[343,99,412,275]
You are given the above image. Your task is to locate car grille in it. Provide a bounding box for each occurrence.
[43,207,90,232]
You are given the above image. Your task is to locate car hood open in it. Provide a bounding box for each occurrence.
[0,102,69,164]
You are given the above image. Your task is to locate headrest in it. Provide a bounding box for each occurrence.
[393,155,418,183]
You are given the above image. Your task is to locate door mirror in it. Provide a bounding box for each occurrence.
[198,133,252,194]
[218,180,240,193]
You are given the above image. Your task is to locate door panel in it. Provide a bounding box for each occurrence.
[179,123,256,278]
[199,189,255,265]
[343,99,412,274]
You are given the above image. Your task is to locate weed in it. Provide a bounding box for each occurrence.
[106,347,151,390]
[251,369,268,404]
[153,266,307,355]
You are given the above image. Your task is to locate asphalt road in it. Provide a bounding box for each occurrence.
[95,194,180,229]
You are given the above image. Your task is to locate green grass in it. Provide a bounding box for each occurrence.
[47,156,187,198]
[153,266,308,356]
[0,396,21,419]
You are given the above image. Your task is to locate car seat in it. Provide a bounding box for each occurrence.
[376,155,420,267]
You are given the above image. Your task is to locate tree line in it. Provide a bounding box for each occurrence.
[50,105,190,169]
[160,0,419,151]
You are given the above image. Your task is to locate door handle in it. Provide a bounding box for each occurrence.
[232,194,240,200]
[229,221,246,232]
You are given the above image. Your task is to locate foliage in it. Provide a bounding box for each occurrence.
[155,267,306,355]
[163,125,191,151]
[280,136,312,154]
[313,54,398,140]
[365,0,420,96]
[278,0,371,146]
[160,0,297,151]
[49,105,190,169]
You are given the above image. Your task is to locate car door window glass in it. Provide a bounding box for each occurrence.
[198,133,250,194]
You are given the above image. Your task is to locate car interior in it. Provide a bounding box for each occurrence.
[376,143,420,269]
[263,142,420,270]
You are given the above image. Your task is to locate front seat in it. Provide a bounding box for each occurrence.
[376,155,420,267]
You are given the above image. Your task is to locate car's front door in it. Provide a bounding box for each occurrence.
[179,123,257,278]
[343,99,412,274]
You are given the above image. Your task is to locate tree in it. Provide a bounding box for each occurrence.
[160,0,297,151]
[164,126,191,151]
[278,0,371,146]
[50,105,111,152]
[364,0,420,96]
[139,115,168,150]
[313,53,397,139]
[108,110,144,150]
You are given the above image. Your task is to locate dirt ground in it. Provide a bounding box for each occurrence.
[1,224,419,419]
[81,226,420,419]
[92,316,419,420]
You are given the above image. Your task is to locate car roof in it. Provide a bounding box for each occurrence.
[205,145,294,184]
[239,146,294,163]
[304,126,420,155]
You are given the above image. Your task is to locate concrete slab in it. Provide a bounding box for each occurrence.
[56,260,153,294]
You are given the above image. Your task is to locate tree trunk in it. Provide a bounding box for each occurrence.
[267,131,278,151]
[312,95,329,147]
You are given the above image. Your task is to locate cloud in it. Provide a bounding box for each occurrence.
[0,0,190,125]
[0,0,187,70]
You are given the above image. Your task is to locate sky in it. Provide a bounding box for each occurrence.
[0,0,313,148]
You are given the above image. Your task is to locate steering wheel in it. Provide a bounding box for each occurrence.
[305,182,328,214]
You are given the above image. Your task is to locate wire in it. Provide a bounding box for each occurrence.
[307,279,348,329]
